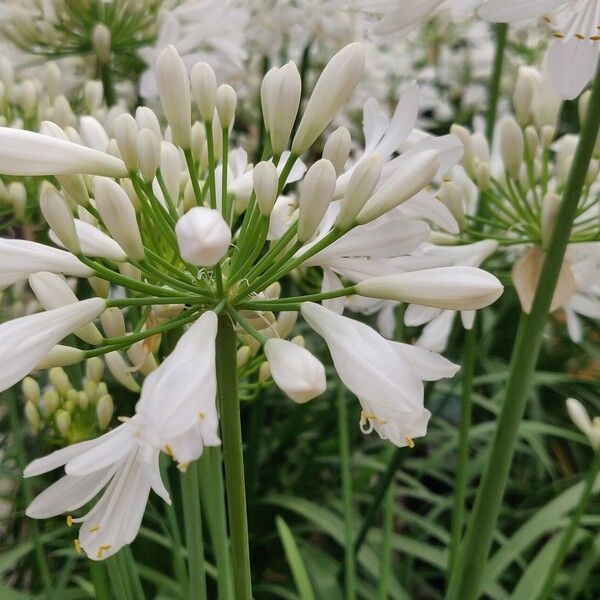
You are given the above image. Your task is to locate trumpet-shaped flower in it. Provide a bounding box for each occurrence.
[24,311,220,560]
[0,298,106,393]
[301,302,458,446]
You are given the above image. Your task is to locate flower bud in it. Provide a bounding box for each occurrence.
[92,23,111,64]
[86,357,104,383]
[114,113,139,172]
[29,272,104,345]
[96,394,114,430]
[216,84,236,130]
[264,339,326,403]
[175,206,231,266]
[25,401,40,431]
[127,341,158,375]
[498,116,524,179]
[49,367,71,394]
[357,150,439,224]
[155,45,191,149]
[297,159,337,243]
[160,141,182,201]
[39,182,79,253]
[356,266,503,310]
[137,128,161,183]
[566,398,600,450]
[524,125,539,156]
[336,154,382,229]
[84,80,104,113]
[94,177,145,261]
[237,346,251,368]
[40,389,60,417]
[292,43,365,155]
[35,345,86,370]
[55,409,71,437]
[105,351,140,392]
[437,180,465,231]
[191,62,217,122]
[323,126,352,174]
[22,377,40,404]
[275,311,298,339]
[135,106,162,138]
[541,191,560,249]
[259,361,271,384]
[513,67,535,125]
[100,307,126,338]
[9,182,26,221]
[19,80,37,118]
[261,62,301,156]
[191,121,206,162]
[450,124,475,175]
[253,160,279,215]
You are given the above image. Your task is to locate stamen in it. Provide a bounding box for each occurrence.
[73,539,81,554]
[575,33,585,40]
[164,444,174,457]
[66,514,73,527]
[177,462,190,472]
[543,15,552,23]
[405,437,415,449]
[198,411,205,420]
[117,416,130,423]
[96,545,112,559]
[88,525,101,533]
[552,32,564,38]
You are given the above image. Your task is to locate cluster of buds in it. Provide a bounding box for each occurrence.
[446,66,600,331]
[22,359,114,445]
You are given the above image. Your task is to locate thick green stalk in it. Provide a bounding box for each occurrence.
[448,323,476,578]
[538,450,600,600]
[337,382,356,600]
[199,447,235,600]
[377,446,395,600]
[485,24,508,143]
[88,561,111,600]
[180,461,208,600]
[216,314,253,600]
[446,62,600,600]
[7,390,53,598]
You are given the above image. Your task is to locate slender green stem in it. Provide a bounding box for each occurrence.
[100,63,116,107]
[239,285,357,310]
[227,305,268,345]
[156,171,179,220]
[205,122,218,210]
[377,446,395,600]
[216,314,252,600]
[337,382,356,600]
[485,23,508,143]
[105,556,131,600]
[106,294,207,308]
[89,561,111,600]
[538,450,600,600]
[184,150,204,207]
[7,389,53,598]
[199,448,235,600]
[181,461,207,600]
[446,61,600,600]
[222,127,231,223]
[120,547,145,600]
[448,323,476,578]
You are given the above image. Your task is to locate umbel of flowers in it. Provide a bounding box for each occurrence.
[0,43,503,575]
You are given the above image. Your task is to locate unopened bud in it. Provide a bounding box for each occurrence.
[541,192,561,249]
[498,116,524,179]
[276,311,298,339]
[55,409,71,437]
[100,307,126,338]
[160,141,182,201]
[291,335,305,347]
[22,377,40,404]
[175,206,231,266]
[39,182,79,253]
[297,159,337,242]
[49,367,71,394]
[35,345,85,370]
[114,113,139,172]
[96,394,114,430]
[216,84,236,130]
[513,68,535,125]
[437,181,465,231]
[137,128,161,183]
[40,389,60,416]
[84,80,104,112]
[323,126,352,174]
[92,24,111,64]
[9,182,26,221]
[524,126,539,156]
[191,61,217,123]
[89,276,110,298]
[86,357,104,383]
[105,351,140,392]
[237,346,251,368]
[25,401,40,430]
[450,124,475,175]
[253,160,279,215]
[259,361,271,384]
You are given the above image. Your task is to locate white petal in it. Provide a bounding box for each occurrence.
[546,39,599,100]
[391,341,460,380]
[478,0,566,22]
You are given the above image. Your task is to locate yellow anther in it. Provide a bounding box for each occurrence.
[165,444,174,457]
[198,412,205,420]
[117,416,130,423]
[74,539,82,554]
[552,32,564,38]
[575,33,585,40]
[543,15,552,23]
[96,545,112,559]
[177,462,190,472]
[591,35,600,41]
[88,525,101,533]
[405,437,415,449]
[66,514,73,527]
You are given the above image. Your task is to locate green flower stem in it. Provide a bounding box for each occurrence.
[446,61,600,600]
[141,249,200,285]
[227,217,269,285]
[184,149,204,208]
[88,561,111,600]
[132,259,203,295]
[199,448,235,600]
[277,153,298,194]
[205,122,218,210]
[238,285,358,312]
[180,461,208,600]
[227,305,268,345]
[105,556,130,600]
[106,295,208,307]
[222,127,231,223]
[156,171,179,220]
[100,62,116,107]
[377,446,396,600]
[6,389,53,598]
[538,449,600,600]
[337,381,356,600]
[215,314,253,600]
[485,23,508,143]
[120,547,145,600]
[448,321,476,579]
[138,176,178,228]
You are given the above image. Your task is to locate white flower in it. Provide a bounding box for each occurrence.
[478,0,600,99]
[50,219,127,262]
[301,302,459,446]
[175,207,231,267]
[566,398,600,450]
[0,238,92,290]
[264,338,327,403]
[0,127,127,177]
[0,298,106,393]
[24,311,220,560]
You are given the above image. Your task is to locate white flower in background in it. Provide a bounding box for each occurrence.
[566,398,600,450]
[479,0,600,98]
[0,299,106,394]
[302,302,459,446]
[24,311,220,560]
[139,0,249,100]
